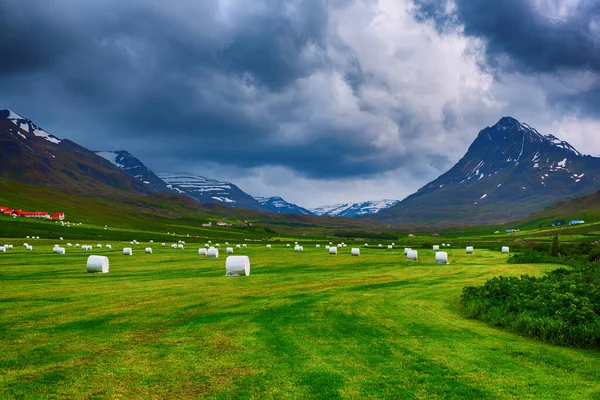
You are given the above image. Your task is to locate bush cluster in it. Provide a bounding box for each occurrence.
[461,243,600,348]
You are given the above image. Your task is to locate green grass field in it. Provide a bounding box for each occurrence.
[1,241,599,399]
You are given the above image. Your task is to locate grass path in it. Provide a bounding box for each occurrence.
[1,242,599,399]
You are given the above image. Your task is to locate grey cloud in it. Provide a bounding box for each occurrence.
[416,0,600,74]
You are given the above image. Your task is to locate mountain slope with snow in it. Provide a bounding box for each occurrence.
[255,196,315,215]
[158,173,266,211]
[95,150,171,192]
[0,109,155,196]
[311,199,400,217]
[375,116,600,226]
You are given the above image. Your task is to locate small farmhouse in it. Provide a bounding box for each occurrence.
[11,210,50,219]
[50,212,65,221]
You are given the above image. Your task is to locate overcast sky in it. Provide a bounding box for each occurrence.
[1,0,599,208]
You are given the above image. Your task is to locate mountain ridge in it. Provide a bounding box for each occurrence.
[311,199,400,217]
[375,116,600,226]
[255,196,315,215]
[158,172,267,211]
[0,109,157,196]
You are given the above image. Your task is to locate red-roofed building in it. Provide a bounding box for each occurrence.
[11,210,50,219]
[0,206,12,215]
[50,212,65,221]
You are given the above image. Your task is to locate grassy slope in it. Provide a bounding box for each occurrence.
[1,244,599,399]
[518,190,600,229]
[0,180,384,240]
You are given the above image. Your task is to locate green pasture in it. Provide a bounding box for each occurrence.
[1,241,599,399]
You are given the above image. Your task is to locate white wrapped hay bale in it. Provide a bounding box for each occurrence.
[106,244,112,249]
[387,245,393,249]
[226,255,250,276]
[75,244,80,248]
[502,246,510,254]
[316,244,320,248]
[404,248,412,255]
[171,244,177,249]
[26,245,33,251]
[364,243,369,247]
[294,245,302,252]
[123,247,133,256]
[226,247,234,254]
[8,244,13,249]
[67,243,72,247]
[59,237,63,241]
[145,247,153,254]
[295,241,298,245]
[407,250,418,260]
[433,245,440,251]
[97,244,102,248]
[54,247,66,255]
[266,244,272,249]
[207,247,219,258]
[329,246,338,255]
[216,244,220,247]
[243,244,247,248]
[225,242,229,245]
[466,246,474,254]
[351,248,360,256]
[325,245,330,250]
[162,243,166,247]
[199,248,207,255]
[442,243,446,247]
[286,244,291,247]
[236,244,241,249]
[205,244,209,248]
[436,251,449,264]
[87,255,109,273]
[177,244,184,249]
[337,244,342,248]
[23,243,29,248]
[0,247,5,253]
[378,244,383,248]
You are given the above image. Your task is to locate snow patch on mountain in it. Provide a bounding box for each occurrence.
[96,151,124,168]
[255,196,315,215]
[2,109,62,144]
[311,199,400,217]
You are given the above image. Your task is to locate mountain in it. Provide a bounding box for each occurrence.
[0,109,156,196]
[95,150,171,193]
[157,173,266,211]
[255,196,315,215]
[311,199,400,217]
[375,117,600,226]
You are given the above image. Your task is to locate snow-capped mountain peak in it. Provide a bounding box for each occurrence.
[0,109,61,145]
[158,173,265,210]
[310,199,400,217]
[255,196,315,215]
[95,150,171,192]
[375,116,600,226]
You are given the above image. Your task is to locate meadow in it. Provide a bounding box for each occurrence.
[1,240,600,399]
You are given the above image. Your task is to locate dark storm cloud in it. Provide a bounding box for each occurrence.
[415,0,600,74]
[0,0,413,178]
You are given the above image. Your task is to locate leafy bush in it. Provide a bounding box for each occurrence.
[461,260,600,348]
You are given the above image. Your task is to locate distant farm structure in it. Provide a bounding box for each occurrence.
[0,205,64,220]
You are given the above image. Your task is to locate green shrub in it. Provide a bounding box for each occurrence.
[461,261,600,348]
